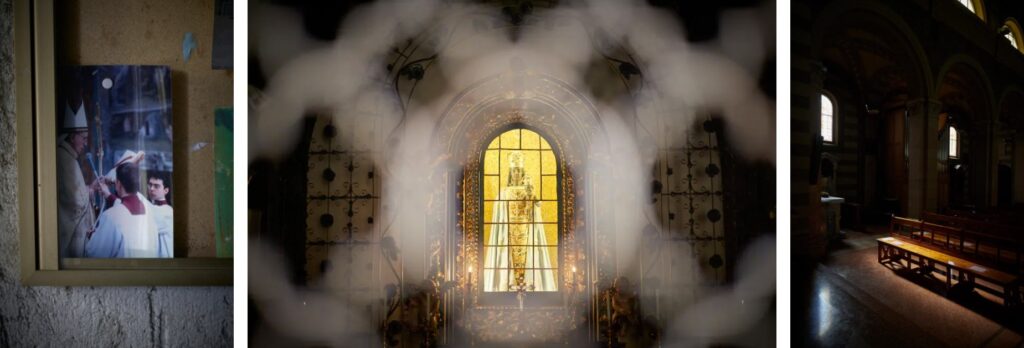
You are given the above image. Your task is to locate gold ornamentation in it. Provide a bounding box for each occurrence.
[455,118,582,340]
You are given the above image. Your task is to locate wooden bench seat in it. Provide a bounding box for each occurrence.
[878,236,1021,307]
[890,216,1024,274]
[916,231,1022,270]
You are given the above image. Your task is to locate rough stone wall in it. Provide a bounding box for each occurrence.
[0,0,233,346]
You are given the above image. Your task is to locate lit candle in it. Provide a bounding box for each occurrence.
[466,266,473,296]
[571,266,576,292]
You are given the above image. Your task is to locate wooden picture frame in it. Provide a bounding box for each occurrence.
[15,0,232,286]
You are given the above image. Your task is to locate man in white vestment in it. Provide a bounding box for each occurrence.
[86,154,160,258]
[57,102,96,258]
[147,172,174,258]
[484,151,557,292]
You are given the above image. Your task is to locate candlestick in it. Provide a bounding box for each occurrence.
[464,265,473,316]
[606,293,611,323]
[655,288,660,323]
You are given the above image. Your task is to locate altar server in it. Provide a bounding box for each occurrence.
[86,153,159,258]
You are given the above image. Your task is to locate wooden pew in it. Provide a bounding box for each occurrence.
[889,216,922,237]
[878,235,1021,307]
[939,209,1021,232]
[923,212,1019,240]
[917,213,1024,273]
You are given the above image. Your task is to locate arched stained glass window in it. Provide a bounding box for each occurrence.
[821,93,836,144]
[1004,20,1023,52]
[957,0,986,21]
[481,128,559,292]
[950,127,960,158]
[958,0,976,13]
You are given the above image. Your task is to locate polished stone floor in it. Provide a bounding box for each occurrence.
[793,228,1024,348]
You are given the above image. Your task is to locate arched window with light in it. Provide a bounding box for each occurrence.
[957,0,987,21]
[481,127,561,294]
[821,93,836,144]
[949,127,960,159]
[1004,19,1024,52]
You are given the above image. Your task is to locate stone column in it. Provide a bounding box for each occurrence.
[907,98,942,218]
[1014,135,1024,203]
[992,130,1012,207]
[792,58,827,260]
[971,119,992,209]
[936,114,950,211]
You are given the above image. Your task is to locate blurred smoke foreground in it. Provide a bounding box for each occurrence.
[249,0,775,346]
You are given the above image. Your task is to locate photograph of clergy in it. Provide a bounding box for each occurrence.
[56,104,173,259]
[56,64,175,260]
[85,151,171,258]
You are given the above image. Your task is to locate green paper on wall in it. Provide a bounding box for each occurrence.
[215,108,233,257]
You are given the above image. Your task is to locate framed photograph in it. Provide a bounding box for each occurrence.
[58,65,175,259]
[15,0,231,285]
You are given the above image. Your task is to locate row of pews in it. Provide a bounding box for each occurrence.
[944,208,1023,227]
[877,212,1023,307]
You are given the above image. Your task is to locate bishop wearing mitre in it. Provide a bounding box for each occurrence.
[57,102,96,258]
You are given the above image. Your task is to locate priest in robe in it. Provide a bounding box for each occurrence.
[57,102,96,258]
[483,151,557,292]
[86,153,160,258]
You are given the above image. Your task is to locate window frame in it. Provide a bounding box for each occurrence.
[476,125,564,306]
[820,92,838,145]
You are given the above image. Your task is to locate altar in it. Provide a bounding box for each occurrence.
[821,196,845,242]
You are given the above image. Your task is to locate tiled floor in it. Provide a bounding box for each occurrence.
[793,228,1024,348]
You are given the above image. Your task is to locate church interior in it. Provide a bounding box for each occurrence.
[247,0,776,346]
[793,0,1024,346]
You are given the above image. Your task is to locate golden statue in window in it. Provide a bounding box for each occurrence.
[483,150,557,292]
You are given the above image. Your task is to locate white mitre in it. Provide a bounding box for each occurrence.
[63,102,88,132]
[104,150,146,181]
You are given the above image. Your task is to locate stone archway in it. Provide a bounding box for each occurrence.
[996,87,1024,206]
[935,57,995,211]
[810,0,933,219]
